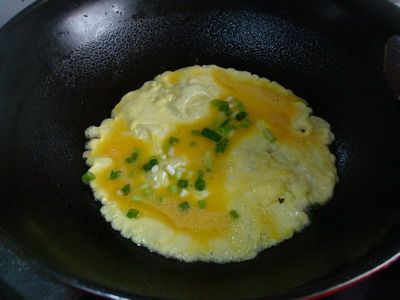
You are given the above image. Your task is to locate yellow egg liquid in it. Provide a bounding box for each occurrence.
[88,66,317,245]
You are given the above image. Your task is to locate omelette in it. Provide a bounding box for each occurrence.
[82,65,337,263]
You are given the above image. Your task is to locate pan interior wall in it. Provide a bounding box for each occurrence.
[0,0,399,299]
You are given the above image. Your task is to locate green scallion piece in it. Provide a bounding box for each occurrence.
[131,195,142,202]
[109,169,122,180]
[203,150,213,171]
[233,100,245,112]
[121,184,131,196]
[220,118,231,128]
[216,138,229,153]
[126,208,139,219]
[211,99,230,114]
[81,171,95,184]
[201,127,222,142]
[177,179,189,189]
[179,201,190,211]
[169,136,179,145]
[143,158,159,171]
[262,128,276,143]
[140,183,150,190]
[219,102,229,113]
[195,177,206,191]
[239,119,250,128]
[230,210,239,220]
[126,151,139,163]
[235,111,247,121]
[169,184,178,194]
[217,118,235,136]
[198,199,206,209]
[143,189,152,196]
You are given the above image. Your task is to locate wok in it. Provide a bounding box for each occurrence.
[0,0,399,299]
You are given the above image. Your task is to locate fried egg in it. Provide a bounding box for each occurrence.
[83,65,337,263]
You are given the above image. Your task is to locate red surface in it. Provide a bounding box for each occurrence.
[306,253,400,299]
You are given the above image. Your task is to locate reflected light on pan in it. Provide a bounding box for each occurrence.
[51,0,137,49]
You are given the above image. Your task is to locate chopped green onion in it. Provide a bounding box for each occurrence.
[219,102,230,113]
[179,201,190,211]
[140,183,150,190]
[169,184,178,194]
[262,128,276,143]
[201,127,222,142]
[220,118,231,128]
[121,184,131,196]
[198,199,206,209]
[126,208,139,219]
[164,135,179,153]
[216,138,229,153]
[233,100,245,112]
[177,179,189,189]
[211,99,230,114]
[203,150,213,171]
[163,143,171,154]
[235,111,247,121]
[143,158,159,171]
[81,171,95,184]
[256,121,276,142]
[131,195,142,202]
[169,136,179,145]
[143,189,152,196]
[239,119,250,128]
[230,210,239,220]
[217,118,235,136]
[126,151,139,163]
[191,129,201,136]
[157,195,166,202]
[195,176,206,191]
[211,114,228,130]
[109,169,122,180]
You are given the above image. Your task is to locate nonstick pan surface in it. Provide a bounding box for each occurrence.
[0,0,399,299]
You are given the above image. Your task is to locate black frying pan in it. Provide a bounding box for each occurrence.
[0,0,399,299]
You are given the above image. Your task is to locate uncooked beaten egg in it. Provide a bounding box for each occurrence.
[82,65,337,262]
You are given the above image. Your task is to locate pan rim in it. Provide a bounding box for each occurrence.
[0,0,48,35]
